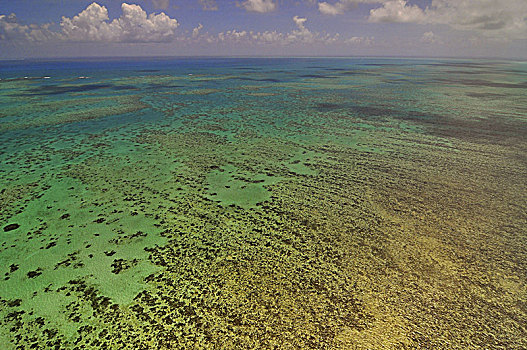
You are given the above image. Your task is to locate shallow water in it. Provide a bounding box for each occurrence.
[1,58,526,349]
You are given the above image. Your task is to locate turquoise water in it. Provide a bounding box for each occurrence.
[1,58,526,348]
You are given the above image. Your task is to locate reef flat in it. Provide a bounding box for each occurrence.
[0,58,526,349]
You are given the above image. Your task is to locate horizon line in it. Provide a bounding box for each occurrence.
[1,54,525,62]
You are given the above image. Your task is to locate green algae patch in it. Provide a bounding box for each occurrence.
[285,150,318,176]
[0,173,167,342]
[0,176,167,297]
[205,164,279,209]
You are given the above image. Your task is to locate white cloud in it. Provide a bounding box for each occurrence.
[345,36,374,45]
[0,13,29,41]
[368,0,527,39]
[318,0,383,16]
[420,31,440,44]
[318,2,346,15]
[293,15,307,28]
[60,2,179,42]
[256,30,283,43]
[2,8,360,48]
[218,30,250,43]
[287,16,315,43]
[199,16,343,46]
[240,0,276,13]
[192,23,204,38]
[316,0,527,39]
[368,0,426,23]
[0,13,56,41]
[426,0,527,39]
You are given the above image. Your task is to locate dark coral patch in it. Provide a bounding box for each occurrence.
[27,269,42,278]
[3,223,20,232]
[314,103,343,111]
[299,74,337,79]
[23,84,113,96]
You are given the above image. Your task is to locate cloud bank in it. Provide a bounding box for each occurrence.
[1,3,371,48]
[318,0,527,39]
[0,13,56,41]
[197,16,346,46]
[2,0,523,58]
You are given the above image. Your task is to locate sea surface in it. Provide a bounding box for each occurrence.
[0,57,526,349]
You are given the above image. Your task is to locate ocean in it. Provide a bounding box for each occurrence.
[1,57,526,348]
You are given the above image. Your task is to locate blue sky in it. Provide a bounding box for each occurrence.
[1,0,526,59]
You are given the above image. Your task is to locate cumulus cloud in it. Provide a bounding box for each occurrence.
[318,0,381,16]
[420,31,440,44]
[60,2,179,42]
[287,16,315,43]
[0,13,56,41]
[368,0,426,23]
[2,6,365,48]
[192,23,204,38]
[293,16,308,30]
[345,36,374,45]
[240,0,276,13]
[208,28,278,45]
[218,29,251,43]
[0,13,30,40]
[318,2,346,15]
[200,16,343,46]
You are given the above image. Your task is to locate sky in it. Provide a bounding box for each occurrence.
[0,0,526,59]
